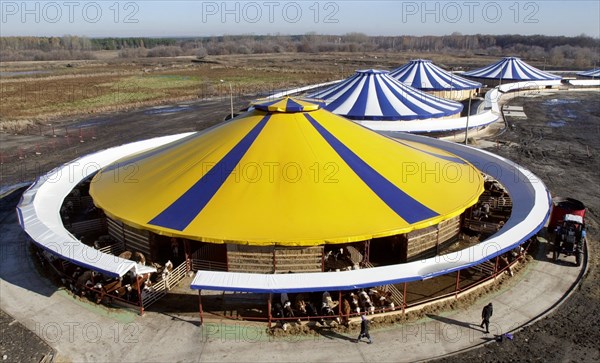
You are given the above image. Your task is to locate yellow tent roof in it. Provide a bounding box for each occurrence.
[90,97,484,246]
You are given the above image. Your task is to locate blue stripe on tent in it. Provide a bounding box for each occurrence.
[373,78,398,118]
[377,77,433,119]
[305,113,438,224]
[518,63,543,80]
[413,67,424,89]
[285,98,304,112]
[380,76,462,118]
[511,60,521,80]
[324,76,363,111]
[148,115,271,231]
[347,75,371,117]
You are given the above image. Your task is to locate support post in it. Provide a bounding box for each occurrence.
[136,275,144,316]
[494,256,500,280]
[402,282,407,315]
[267,293,272,328]
[338,290,343,321]
[465,94,472,145]
[198,290,204,325]
[184,240,191,273]
[455,270,461,299]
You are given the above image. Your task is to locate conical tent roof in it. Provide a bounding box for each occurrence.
[307,69,463,121]
[577,68,600,78]
[390,59,482,91]
[90,97,483,246]
[463,57,561,81]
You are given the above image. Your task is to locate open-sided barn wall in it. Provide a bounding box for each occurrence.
[106,217,151,257]
[226,244,324,273]
[227,244,274,273]
[274,247,323,273]
[406,215,461,261]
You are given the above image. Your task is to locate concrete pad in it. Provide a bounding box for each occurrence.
[503,111,528,118]
[503,106,524,111]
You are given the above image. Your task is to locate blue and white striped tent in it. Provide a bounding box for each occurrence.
[577,68,600,78]
[307,69,463,121]
[390,59,482,91]
[463,57,561,81]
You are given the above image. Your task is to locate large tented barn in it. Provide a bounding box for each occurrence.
[89,97,483,274]
[577,68,600,78]
[307,69,463,121]
[389,59,482,101]
[462,56,561,86]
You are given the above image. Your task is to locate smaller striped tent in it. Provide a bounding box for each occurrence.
[463,57,561,85]
[577,68,600,78]
[308,69,463,121]
[390,59,481,100]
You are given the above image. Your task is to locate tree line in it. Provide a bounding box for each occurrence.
[1,33,598,68]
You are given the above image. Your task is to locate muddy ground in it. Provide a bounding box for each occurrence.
[1,90,599,362]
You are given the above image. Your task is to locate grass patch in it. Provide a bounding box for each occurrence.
[114,75,201,90]
[41,92,156,113]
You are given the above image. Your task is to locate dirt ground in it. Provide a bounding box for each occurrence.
[1,81,599,361]
[439,91,600,362]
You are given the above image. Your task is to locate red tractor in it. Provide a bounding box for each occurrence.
[553,214,586,266]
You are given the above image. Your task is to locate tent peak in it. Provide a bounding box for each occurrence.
[253,96,324,113]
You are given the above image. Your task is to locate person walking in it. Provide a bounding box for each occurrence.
[356,314,372,344]
[480,302,493,334]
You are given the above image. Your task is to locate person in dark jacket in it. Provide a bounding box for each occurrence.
[356,314,372,344]
[480,302,493,333]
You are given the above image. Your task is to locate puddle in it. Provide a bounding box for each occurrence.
[547,120,567,128]
[542,99,580,106]
[144,106,192,115]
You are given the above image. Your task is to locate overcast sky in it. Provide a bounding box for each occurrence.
[2,0,599,37]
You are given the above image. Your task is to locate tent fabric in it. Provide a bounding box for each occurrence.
[191,133,551,293]
[577,68,600,78]
[463,57,561,81]
[15,135,190,277]
[389,59,482,90]
[307,69,463,121]
[90,97,483,246]
[253,97,324,112]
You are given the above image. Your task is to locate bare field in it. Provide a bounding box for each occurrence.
[0,51,500,126]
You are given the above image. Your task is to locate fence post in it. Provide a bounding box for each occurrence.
[184,240,191,273]
[454,270,461,299]
[494,256,500,280]
[402,282,407,315]
[198,290,204,326]
[267,293,272,328]
[137,275,144,316]
[338,290,343,322]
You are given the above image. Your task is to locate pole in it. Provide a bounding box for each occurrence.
[229,83,234,120]
[465,94,472,145]
[338,291,343,321]
[494,256,500,280]
[402,282,407,315]
[198,290,204,325]
[267,293,272,328]
[454,270,461,299]
[136,275,144,316]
